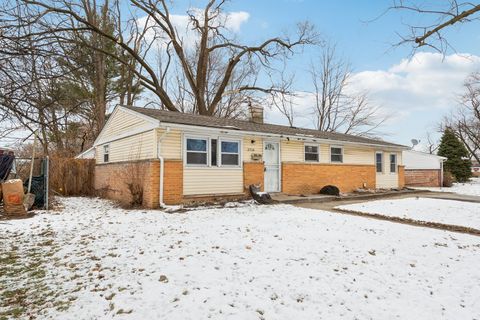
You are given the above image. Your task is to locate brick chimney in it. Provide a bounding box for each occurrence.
[249,103,264,124]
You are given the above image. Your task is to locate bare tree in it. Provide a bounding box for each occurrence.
[388,1,480,53]
[309,44,388,137]
[9,0,318,116]
[443,72,480,162]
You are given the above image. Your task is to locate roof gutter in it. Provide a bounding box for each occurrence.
[157,127,171,207]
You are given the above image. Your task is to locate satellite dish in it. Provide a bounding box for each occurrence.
[411,139,419,147]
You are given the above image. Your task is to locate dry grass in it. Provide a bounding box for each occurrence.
[49,158,95,196]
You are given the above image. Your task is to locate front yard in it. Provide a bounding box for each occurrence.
[1,197,479,319]
[337,197,480,230]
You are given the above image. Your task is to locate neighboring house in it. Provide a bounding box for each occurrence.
[75,147,95,159]
[402,150,447,187]
[91,105,408,207]
[472,161,480,177]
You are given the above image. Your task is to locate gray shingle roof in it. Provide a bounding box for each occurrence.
[124,106,407,148]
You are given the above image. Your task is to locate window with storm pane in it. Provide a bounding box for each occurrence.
[186,138,208,165]
[305,145,319,162]
[221,141,239,166]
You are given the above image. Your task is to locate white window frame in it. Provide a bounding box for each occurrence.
[103,145,109,163]
[219,138,242,167]
[184,136,209,167]
[375,151,384,174]
[183,135,242,168]
[330,145,344,163]
[304,143,320,162]
[390,153,397,173]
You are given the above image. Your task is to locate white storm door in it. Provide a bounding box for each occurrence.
[264,141,280,192]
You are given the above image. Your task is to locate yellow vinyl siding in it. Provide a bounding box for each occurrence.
[243,137,263,162]
[97,130,156,163]
[319,144,330,163]
[158,129,182,160]
[284,142,375,165]
[101,108,153,142]
[281,140,304,162]
[183,168,243,195]
[343,146,375,165]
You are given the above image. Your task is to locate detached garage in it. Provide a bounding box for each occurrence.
[402,150,447,187]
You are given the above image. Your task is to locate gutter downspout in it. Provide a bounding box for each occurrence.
[157,127,171,207]
[440,159,446,189]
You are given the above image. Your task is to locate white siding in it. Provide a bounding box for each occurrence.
[243,136,263,162]
[281,140,304,162]
[343,146,374,165]
[183,168,243,195]
[97,130,156,163]
[403,150,444,170]
[97,108,155,144]
[158,129,182,160]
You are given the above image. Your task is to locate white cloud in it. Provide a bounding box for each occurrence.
[349,52,480,114]
[224,11,250,33]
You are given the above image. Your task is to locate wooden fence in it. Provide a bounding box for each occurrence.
[49,158,95,196]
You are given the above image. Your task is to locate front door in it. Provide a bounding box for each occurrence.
[264,141,280,192]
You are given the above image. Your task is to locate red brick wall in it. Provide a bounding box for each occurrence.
[243,162,264,194]
[405,169,441,187]
[281,163,376,194]
[94,160,160,208]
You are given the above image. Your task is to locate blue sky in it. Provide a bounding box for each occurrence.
[215,0,479,147]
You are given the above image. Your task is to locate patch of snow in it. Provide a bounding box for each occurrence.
[414,177,480,196]
[337,197,480,230]
[1,197,480,319]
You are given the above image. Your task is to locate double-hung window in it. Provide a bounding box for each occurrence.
[103,145,109,163]
[186,138,208,166]
[305,145,319,162]
[185,137,240,167]
[390,154,397,173]
[330,146,343,163]
[376,152,383,173]
[220,140,240,166]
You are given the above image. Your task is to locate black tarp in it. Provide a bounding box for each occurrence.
[0,154,15,181]
[23,176,45,208]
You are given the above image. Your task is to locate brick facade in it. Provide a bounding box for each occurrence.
[281,163,376,194]
[405,169,441,187]
[243,162,264,194]
[163,160,183,204]
[398,165,405,188]
[94,160,160,208]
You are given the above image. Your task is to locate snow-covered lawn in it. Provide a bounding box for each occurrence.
[415,177,480,196]
[337,197,480,230]
[1,197,480,319]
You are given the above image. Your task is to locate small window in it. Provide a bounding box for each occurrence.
[390,154,397,173]
[186,138,208,165]
[221,140,240,166]
[330,146,343,163]
[211,139,218,166]
[376,152,383,173]
[305,145,319,162]
[103,145,109,163]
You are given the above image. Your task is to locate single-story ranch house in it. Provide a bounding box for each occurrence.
[92,105,408,207]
